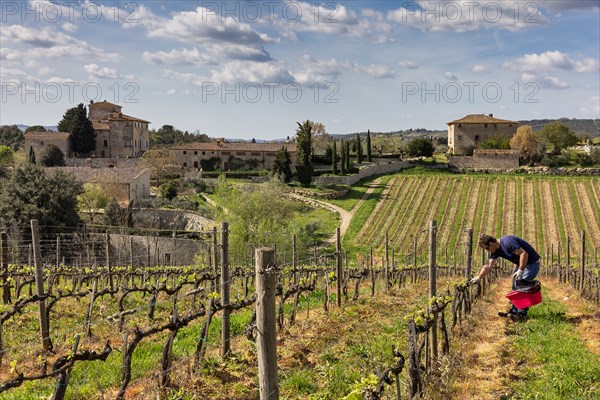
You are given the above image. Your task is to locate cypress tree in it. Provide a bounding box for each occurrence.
[295,121,313,186]
[345,140,351,172]
[356,133,363,163]
[366,130,372,162]
[28,145,36,165]
[332,140,338,175]
[58,103,96,156]
[340,140,346,174]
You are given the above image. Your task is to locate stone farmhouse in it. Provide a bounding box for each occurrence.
[88,101,150,158]
[24,131,72,159]
[447,114,519,155]
[45,166,150,205]
[169,140,297,171]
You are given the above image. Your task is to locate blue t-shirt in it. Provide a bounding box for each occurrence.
[489,235,540,265]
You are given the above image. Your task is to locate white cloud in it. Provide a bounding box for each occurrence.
[579,96,600,117]
[143,48,211,66]
[1,25,121,61]
[472,65,489,73]
[519,72,571,90]
[84,64,135,80]
[293,55,396,85]
[503,50,599,73]
[444,72,458,81]
[399,61,418,69]
[142,44,272,66]
[38,67,54,75]
[62,22,78,33]
[541,1,600,12]
[387,1,549,32]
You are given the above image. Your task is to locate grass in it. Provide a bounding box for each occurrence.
[327,178,375,212]
[508,293,600,399]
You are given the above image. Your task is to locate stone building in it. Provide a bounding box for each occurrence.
[45,166,150,205]
[88,101,150,158]
[24,131,72,159]
[447,114,518,155]
[169,140,297,171]
[448,149,520,170]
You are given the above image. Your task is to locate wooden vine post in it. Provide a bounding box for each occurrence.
[220,222,230,358]
[1,231,10,304]
[580,231,586,292]
[428,220,438,367]
[255,247,279,399]
[465,228,473,279]
[385,232,389,293]
[31,219,52,352]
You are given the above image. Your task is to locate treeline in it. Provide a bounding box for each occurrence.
[520,118,599,136]
[150,125,210,147]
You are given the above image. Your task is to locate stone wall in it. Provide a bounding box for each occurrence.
[313,160,411,185]
[65,158,143,168]
[448,149,519,170]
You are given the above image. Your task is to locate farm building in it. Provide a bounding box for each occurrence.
[88,100,150,158]
[169,140,297,171]
[447,114,518,155]
[24,131,72,159]
[45,166,150,205]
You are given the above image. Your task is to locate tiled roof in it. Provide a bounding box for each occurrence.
[109,113,150,123]
[90,100,121,108]
[170,142,296,152]
[24,131,71,139]
[45,166,149,183]
[448,114,518,125]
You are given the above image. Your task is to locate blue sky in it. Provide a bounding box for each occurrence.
[1,0,599,139]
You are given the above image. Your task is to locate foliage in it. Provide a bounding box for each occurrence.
[340,140,347,174]
[405,138,435,157]
[308,120,330,155]
[200,157,221,172]
[295,120,313,186]
[24,125,45,133]
[40,144,66,167]
[0,164,82,231]
[345,140,352,172]
[57,103,95,155]
[28,145,36,165]
[356,133,364,163]
[149,125,209,147]
[537,121,579,155]
[0,125,24,150]
[0,146,14,166]
[332,140,338,174]
[78,183,109,221]
[103,198,121,226]
[479,135,511,150]
[366,130,372,162]
[272,146,293,183]
[511,125,541,163]
[160,181,178,200]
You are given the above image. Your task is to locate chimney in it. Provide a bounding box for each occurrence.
[489,113,493,118]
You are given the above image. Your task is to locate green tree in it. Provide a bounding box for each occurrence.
[24,125,46,133]
[0,164,82,231]
[272,146,293,183]
[40,144,66,167]
[28,145,36,165]
[58,103,95,155]
[149,124,209,147]
[405,138,435,157]
[479,135,511,149]
[160,181,178,200]
[345,140,351,172]
[77,183,109,224]
[340,140,346,174]
[0,146,14,166]
[356,133,363,163]
[103,198,121,226]
[332,140,338,175]
[366,130,372,162]
[295,121,313,186]
[0,125,24,150]
[537,122,579,155]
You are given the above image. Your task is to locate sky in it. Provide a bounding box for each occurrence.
[1,0,599,140]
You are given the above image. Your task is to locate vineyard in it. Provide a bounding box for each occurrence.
[351,170,600,263]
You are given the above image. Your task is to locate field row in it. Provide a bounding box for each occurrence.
[353,173,600,260]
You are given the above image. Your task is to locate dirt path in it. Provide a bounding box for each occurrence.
[288,177,384,243]
[451,277,600,399]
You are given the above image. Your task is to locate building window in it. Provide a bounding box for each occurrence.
[237,152,246,156]
[222,151,231,155]
[183,162,187,167]
[104,140,108,147]
[194,161,198,168]
[202,151,206,155]
[493,124,497,128]
[40,141,44,145]
[183,150,187,155]
[484,124,488,128]
[458,135,463,140]
[458,124,462,128]
[509,124,513,127]
[211,151,215,154]
[124,139,132,147]
[194,151,198,155]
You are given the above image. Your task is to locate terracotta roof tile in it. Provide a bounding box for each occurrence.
[45,166,149,183]
[447,114,518,125]
[24,131,71,138]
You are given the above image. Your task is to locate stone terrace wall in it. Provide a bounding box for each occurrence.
[313,160,411,185]
[448,149,519,170]
[65,158,143,168]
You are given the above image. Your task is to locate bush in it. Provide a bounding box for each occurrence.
[405,138,434,158]
[160,181,178,200]
[40,144,66,167]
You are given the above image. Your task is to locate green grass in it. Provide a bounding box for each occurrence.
[508,294,600,399]
[327,178,376,212]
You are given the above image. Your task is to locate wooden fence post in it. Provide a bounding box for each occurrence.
[55,236,60,269]
[1,231,10,304]
[52,334,80,400]
[566,237,571,284]
[255,247,279,400]
[220,222,230,358]
[105,232,113,292]
[465,228,473,279]
[428,220,438,367]
[580,231,586,292]
[31,220,52,352]
[336,228,342,307]
[385,232,389,292]
[292,234,297,285]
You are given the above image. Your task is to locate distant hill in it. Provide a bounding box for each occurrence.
[15,124,58,132]
[519,118,599,136]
